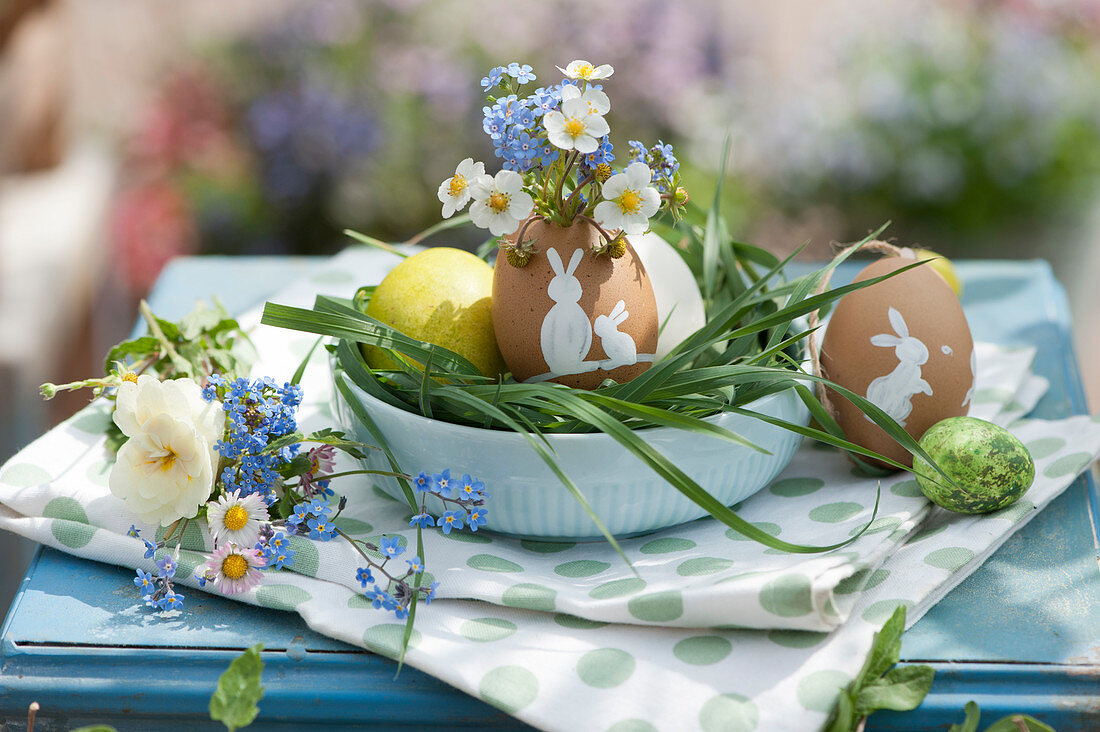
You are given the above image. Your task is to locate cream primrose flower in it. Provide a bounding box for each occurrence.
[468,170,534,237]
[557,60,614,81]
[109,376,224,526]
[206,490,270,548]
[437,157,485,218]
[593,162,662,236]
[202,543,266,596]
[543,96,610,154]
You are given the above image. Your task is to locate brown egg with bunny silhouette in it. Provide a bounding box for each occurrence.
[491,218,658,389]
[820,255,975,469]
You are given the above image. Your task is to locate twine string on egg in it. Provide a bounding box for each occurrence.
[806,239,908,420]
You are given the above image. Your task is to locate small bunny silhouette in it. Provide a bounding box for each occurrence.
[541,248,592,375]
[865,307,932,427]
[595,300,638,370]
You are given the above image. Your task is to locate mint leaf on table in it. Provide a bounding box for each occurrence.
[209,643,265,732]
[825,605,936,732]
[948,701,1056,732]
[983,716,1056,732]
[949,701,982,732]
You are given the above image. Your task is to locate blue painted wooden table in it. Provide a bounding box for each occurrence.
[1,255,1096,730]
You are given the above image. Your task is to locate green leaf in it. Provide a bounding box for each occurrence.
[209,643,265,732]
[104,336,161,372]
[824,691,856,732]
[983,716,1056,732]
[854,604,907,689]
[291,336,323,385]
[855,665,935,714]
[702,134,732,302]
[72,727,120,732]
[949,701,982,732]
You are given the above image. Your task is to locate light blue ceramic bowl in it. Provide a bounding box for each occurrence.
[330,365,810,540]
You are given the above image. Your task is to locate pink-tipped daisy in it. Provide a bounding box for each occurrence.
[203,544,266,596]
[206,490,269,548]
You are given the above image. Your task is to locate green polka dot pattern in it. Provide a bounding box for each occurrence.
[577,648,635,688]
[255,584,312,612]
[699,693,759,732]
[479,666,538,714]
[673,635,732,665]
[460,617,518,643]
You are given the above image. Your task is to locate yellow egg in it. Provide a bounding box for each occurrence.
[363,247,506,378]
[913,248,963,297]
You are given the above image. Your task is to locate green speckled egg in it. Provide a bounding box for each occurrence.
[913,416,1034,514]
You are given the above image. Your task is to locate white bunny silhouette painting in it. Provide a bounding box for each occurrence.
[864,306,933,427]
[532,247,652,382]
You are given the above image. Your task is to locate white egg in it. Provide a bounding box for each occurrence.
[628,231,706,361]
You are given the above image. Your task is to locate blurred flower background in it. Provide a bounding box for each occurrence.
[2,0,1100,500]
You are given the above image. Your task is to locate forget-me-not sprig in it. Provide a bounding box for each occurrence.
[467,506,489,532]
[439,510,465,534]
[259,532,296,570]
[134,551,185,613]
[413,471,436,493]
[306,515,338,542]
[506,62,536,84]
[481,65,506,91]
[409,512,435,529]
[203,375,302,504]
[356,567,375,587]
[379,535,405,558]
[134,569,155,597]
[351,469,489,620]
[628,139,681,193]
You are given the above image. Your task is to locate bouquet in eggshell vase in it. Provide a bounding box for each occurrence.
[436,60,688,389]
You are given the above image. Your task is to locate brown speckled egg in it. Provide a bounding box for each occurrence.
[820,255,975,468]
[492,218,658,389]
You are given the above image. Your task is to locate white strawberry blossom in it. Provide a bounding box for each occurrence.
[437,158,485,218]
[594,162,662,236]
[543,96,610,154]
[557,60,614,81]
[560,84,610,117]
[468,170,535,237]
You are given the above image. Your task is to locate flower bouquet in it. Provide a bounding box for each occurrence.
[41,299,491,623]
[262,60,939,556]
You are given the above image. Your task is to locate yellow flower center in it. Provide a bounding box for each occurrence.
[616,189,643,214]
[223,505,250,532]
[122,372,138,383]
[564,117,587,138]
[148,449,178,473]
[577,63,595,78]
[488,191,510,213]
[222,553,249,580]
[448,174,466,197]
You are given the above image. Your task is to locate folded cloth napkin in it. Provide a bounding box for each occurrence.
[1,248,1097,732]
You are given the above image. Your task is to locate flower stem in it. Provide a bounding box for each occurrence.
[139,300,186,374]
[555,151,579,219]
[563,173,595,217]
[299,468,408,483]
[576,215,622,247]
[511,215,544,250]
